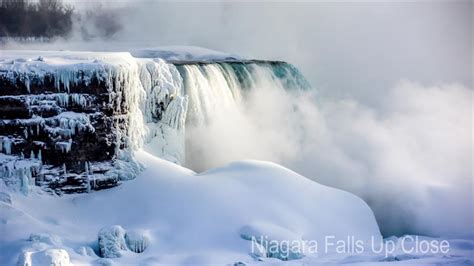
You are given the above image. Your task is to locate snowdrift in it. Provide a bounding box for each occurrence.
[0,150,383,265]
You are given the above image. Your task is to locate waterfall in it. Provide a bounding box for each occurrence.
[125,58,311,170]
[153,61,313,170]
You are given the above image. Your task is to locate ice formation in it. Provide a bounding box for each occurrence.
[124,230,151,254]
[0,51,190,192]
[97,225,128,258]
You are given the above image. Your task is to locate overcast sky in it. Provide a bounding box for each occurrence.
[13,1,472,106]
[104,1,472,106]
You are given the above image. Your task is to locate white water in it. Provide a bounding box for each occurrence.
[176,62,311,171]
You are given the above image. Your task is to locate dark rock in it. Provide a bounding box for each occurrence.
[0,69,133,194]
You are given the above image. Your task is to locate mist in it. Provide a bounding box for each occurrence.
[2,0,472,238]
[184,71,472,237]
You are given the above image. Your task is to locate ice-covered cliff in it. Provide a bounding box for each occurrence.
[0,51,188,193]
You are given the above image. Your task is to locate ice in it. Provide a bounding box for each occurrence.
[55,139,72,153]
[20,168,30,195]
[97,225,128,258]
[1,136,12,155]
[125,230,151,254]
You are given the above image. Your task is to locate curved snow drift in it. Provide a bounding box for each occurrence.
[1,150,382,265]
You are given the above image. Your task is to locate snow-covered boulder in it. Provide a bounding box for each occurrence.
[98,225,128,258]
[17,249,72,266]
[125,229,151,253]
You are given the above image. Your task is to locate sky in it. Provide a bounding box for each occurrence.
[108,1,472,107]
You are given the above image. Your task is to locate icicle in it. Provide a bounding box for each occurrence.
[38,149,42,162]
[86,175,91,193]
[62,163,67,176]
[25,77,30,93]
[3,137,12,154]
[30,150,35,159]
[85,161,90,175]
[20,152,24,159]
[85,162,91,193]
[20,168,29,195]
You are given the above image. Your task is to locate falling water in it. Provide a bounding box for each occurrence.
[168,61,312,171]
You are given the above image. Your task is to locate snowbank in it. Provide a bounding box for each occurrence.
[0,150,383,265]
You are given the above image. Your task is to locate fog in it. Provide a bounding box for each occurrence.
[3,1,472,237]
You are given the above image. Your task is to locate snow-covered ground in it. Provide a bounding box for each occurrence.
[1,150,472,265]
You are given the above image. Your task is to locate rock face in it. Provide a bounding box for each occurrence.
[0,63,131,193]
[0,52,187,194]
[0,75,121,193]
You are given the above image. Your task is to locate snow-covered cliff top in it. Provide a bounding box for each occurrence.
[0,46,242,72]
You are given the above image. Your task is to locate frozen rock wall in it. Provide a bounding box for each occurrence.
[0,52,187,194]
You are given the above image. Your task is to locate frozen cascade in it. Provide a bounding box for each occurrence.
[133,59,188,164]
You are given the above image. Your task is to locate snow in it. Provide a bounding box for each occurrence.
[1,150,471,264]
[0,150,380,265]
[130,46,242,61]
[17,249,72,266]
